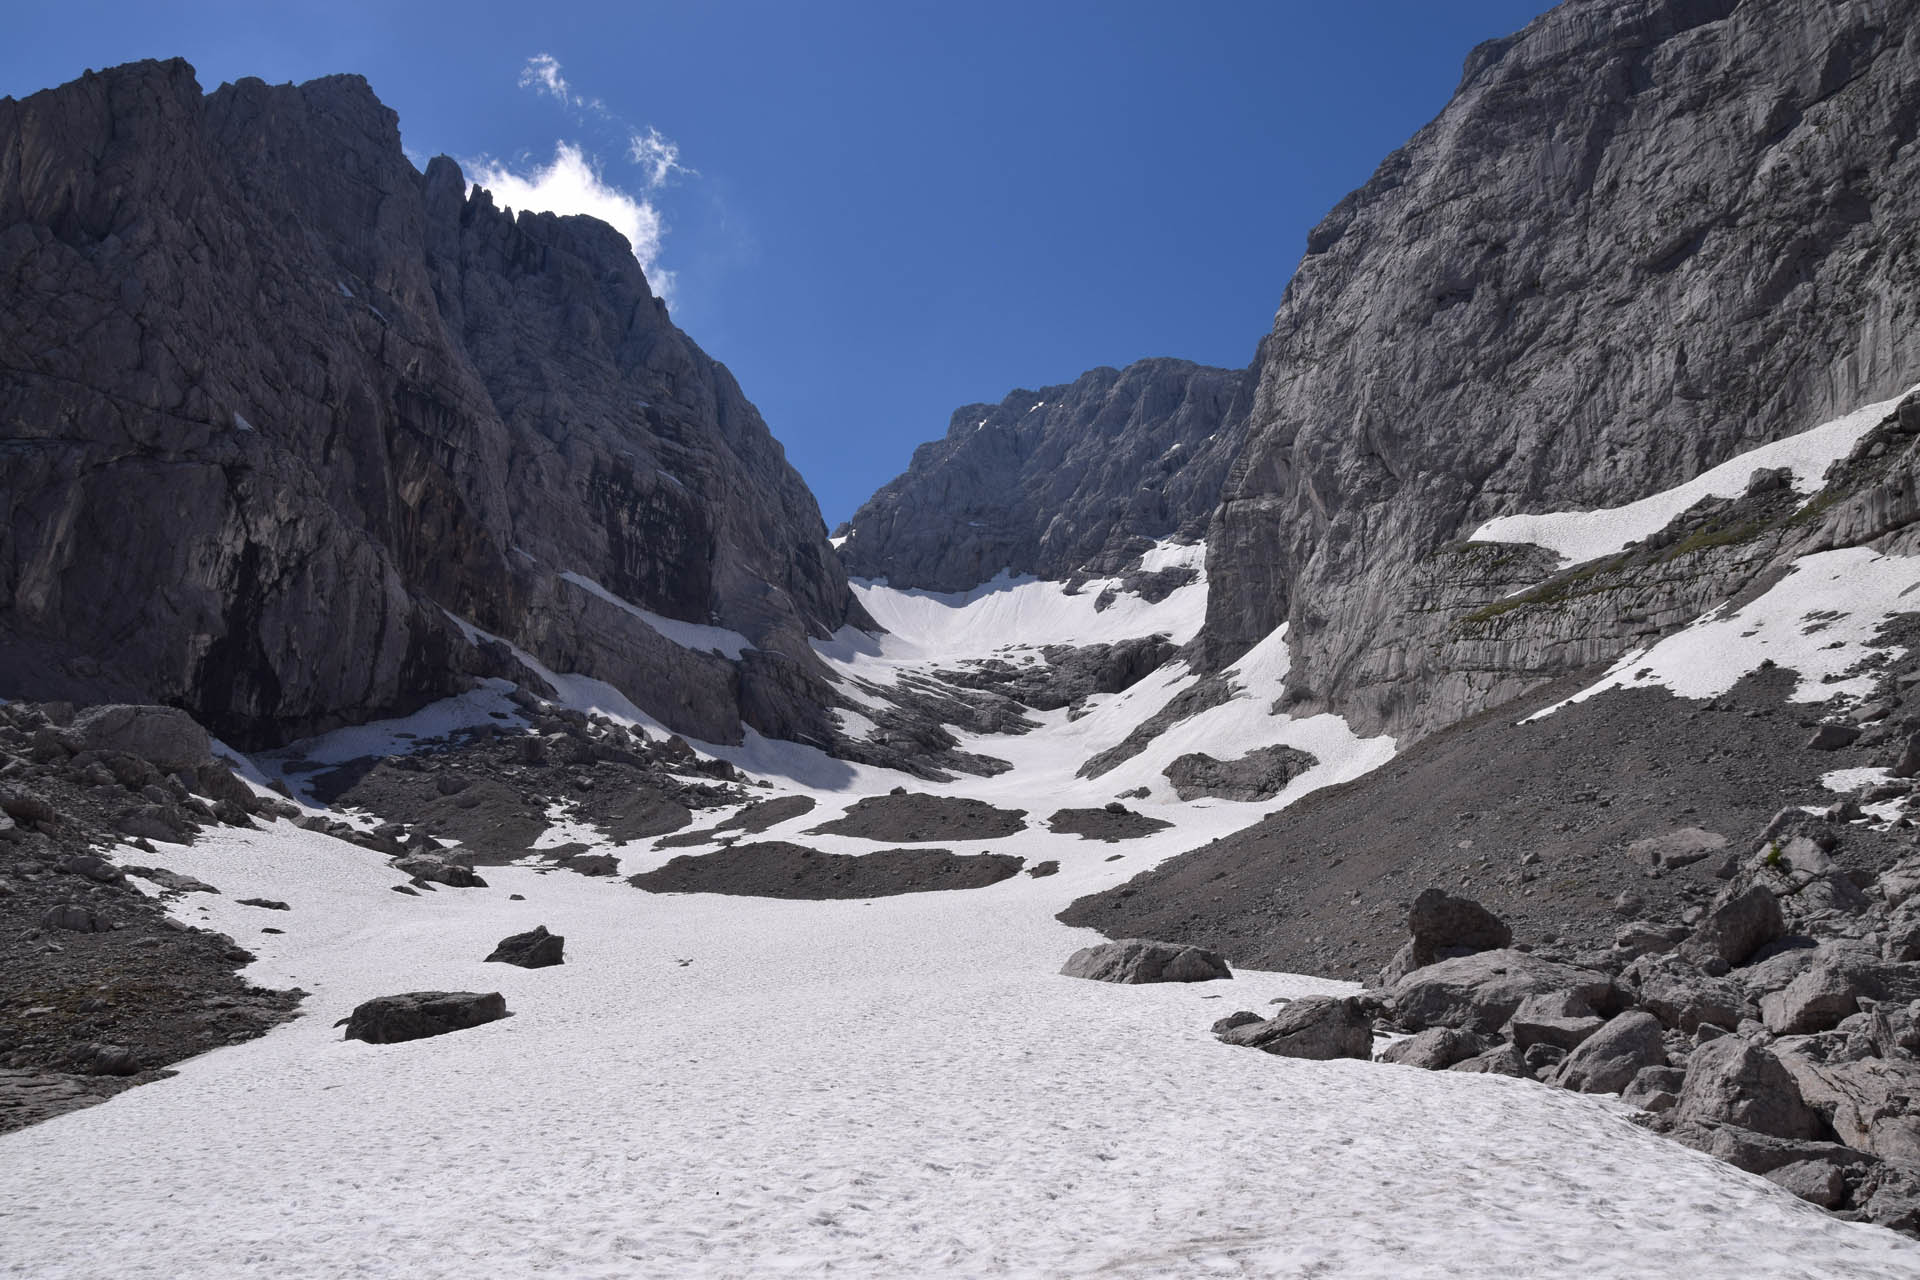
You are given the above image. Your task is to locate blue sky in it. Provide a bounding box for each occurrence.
[5,0,1551,526]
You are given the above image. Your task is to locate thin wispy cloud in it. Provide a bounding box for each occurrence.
[629,126,694,189]
[489,53,696,300]
[472,143,675,300]
[518,53,575,106]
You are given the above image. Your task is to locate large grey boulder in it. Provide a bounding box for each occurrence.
[1216,996,1373,1061]
[1681,885,1785,969]
[1377,1026,1485,1070]
[1625,953,1749,1033]
[1760,960,1860,1035]
[1060,939,1231,984]
[1407,888,1511,964]
[1776,1054,1920,1163]
[67,705,210,771]
[1505,990,1603,1052]
[341,991,509,1043]
[1553,1011,1666,1095]
[1674,1037,1826,1140]
[1388,949,1617,1034]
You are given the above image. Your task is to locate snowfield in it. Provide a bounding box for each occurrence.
[3,823,1916,1279]
[6,544,1920,1276]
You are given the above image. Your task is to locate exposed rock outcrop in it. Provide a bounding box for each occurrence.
[0,59,867,749]
[1203,0,1920,743]
[340,991,509,1044]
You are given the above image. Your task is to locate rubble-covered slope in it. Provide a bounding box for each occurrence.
[837,358,1249,591]
[0,59,866,751]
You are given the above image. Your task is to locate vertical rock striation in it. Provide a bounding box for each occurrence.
[0,60,866,747]
[1205,0,1920,739]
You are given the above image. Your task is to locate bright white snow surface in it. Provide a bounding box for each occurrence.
[4,822,1915,1279]
[1529,546,1920,721]
[8,549,1920,1275]
[1472,384,1920,566]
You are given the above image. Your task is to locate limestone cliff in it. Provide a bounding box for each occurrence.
[0,60,866,747]
[1205,0,1920,739]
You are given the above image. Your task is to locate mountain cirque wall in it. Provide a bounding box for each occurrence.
[836,358,1250,591]
[1205,0,1920,740]
[0,59,866,749]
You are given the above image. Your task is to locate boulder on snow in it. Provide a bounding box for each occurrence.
[1553,1010,1666,1094]
[1674,1036,1825,1140]
[1216,995,1373,1060]
[392,855,488,889]
[1060,939,1231,984]
[559,853,619,877]
[341,991,509,1044]
[486,925,566,969]
[1388,949,1618,1035]
[1447,1044,1530,1077]
[68,704,211,771]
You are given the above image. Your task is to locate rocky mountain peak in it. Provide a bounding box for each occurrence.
[837,355,1250,591]
[0,59,865,749]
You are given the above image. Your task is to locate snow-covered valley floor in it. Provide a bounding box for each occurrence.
[3,821,1918,1278]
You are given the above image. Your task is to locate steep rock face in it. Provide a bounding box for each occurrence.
[0,60,865,747]
[1206,0,1920,738]
[837,358,1249,591]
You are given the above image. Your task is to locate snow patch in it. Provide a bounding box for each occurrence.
[1137,537,1206,574]
[558,571,752,660]
[1527,547,1920,721]
[1472,384,1920,565]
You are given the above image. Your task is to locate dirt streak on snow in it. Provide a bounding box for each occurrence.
[1,822,1913,1279]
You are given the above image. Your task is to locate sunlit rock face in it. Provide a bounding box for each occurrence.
[1204,0,1920,740]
